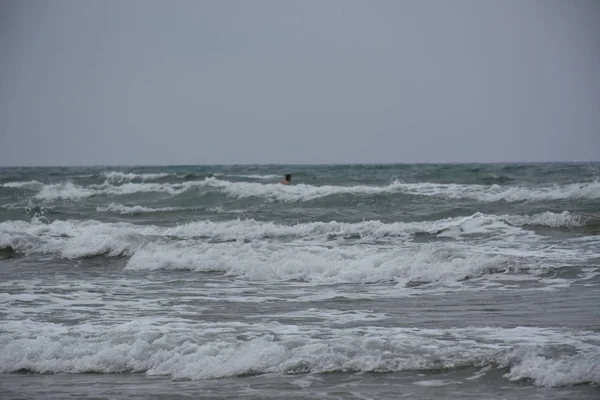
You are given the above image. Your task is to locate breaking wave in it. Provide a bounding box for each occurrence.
[393,181,600,203]
[30,181,205,201]
[96,203,182,215]
[214,173,281,180]
[4,177,600,203]
[0,212,590,254]
[124,241,521,284]
[503,211,584,228]
[101,171,170,183]
[1,180,44,190]
[0,211,594,283]
[0,321,597,387]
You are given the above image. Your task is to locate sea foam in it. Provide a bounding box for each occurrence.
[96,203,182,215]
[12,177,600,203]
[102,171,170,183]
[0,320,597,387]
[0,212,588,260]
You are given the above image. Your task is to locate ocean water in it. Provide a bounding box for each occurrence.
[0,163,599,399]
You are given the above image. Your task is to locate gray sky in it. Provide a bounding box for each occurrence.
[1,0,599,166]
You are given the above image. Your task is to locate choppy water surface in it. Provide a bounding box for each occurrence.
[1,163,599,399]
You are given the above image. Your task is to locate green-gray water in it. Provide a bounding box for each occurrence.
[1,163,599,399]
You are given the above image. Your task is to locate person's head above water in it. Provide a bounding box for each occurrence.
[281,174,291,184]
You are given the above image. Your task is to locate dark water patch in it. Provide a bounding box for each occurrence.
[537,266,592,280]
[515,214,600,236]
[480,175,515,184]
[580,214,600,234]
[500,164,529,172]
[405,280,431,287]
[411,230,453,242]
[2,368,598,400]
[0,245,16,259]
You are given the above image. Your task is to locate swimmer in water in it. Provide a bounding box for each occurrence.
[281,174,291,184]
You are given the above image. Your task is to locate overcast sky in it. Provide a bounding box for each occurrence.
[1,0,599,166]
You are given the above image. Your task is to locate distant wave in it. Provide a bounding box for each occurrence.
[201,178,404,201]
[31,181,205,201]
[96,203,182,215]
[1,180,44,190]
[5,177,600,203]
[96,203,246,215]
[100,171,279,183]
[393,180,600,203]
[165,177,600,203]
[214,173,281,180]
[20,178,401,202]
[101,171,170,183]
[35,182,98,200]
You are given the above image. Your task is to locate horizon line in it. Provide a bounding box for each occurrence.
[1,160,599,168]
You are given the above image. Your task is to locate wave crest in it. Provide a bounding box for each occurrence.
[96,203,182,215]
[1,212,594,285]
[0,322,597,386]
[13,177,600,203]
[102,171,170,183]
[0,212,589,260]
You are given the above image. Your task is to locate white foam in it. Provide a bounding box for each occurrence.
[201,177,405,202]
[23,180,186,201]
[0,212,591,264]
[162,211,578,241]
[35,182,97,201]
[197,178,600,203]
[96,203,245,215]
[0,321,597,386]
[1,217,536,284]
[0,219,147,258]
[504,211,583,228]
[214,173,281,180]
[125,241,517,284]
[10,177,403,202]
[413,379,460,387]
[102,171,170,183]
[394,180,600,202]
[32,180,205,201]
[16,176,600,203]
[207,206,246,214]
[97,203,181,215]
[1,180,44,190]
[498,344,600,387]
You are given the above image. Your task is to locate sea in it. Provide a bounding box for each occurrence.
[0,163,599,399]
